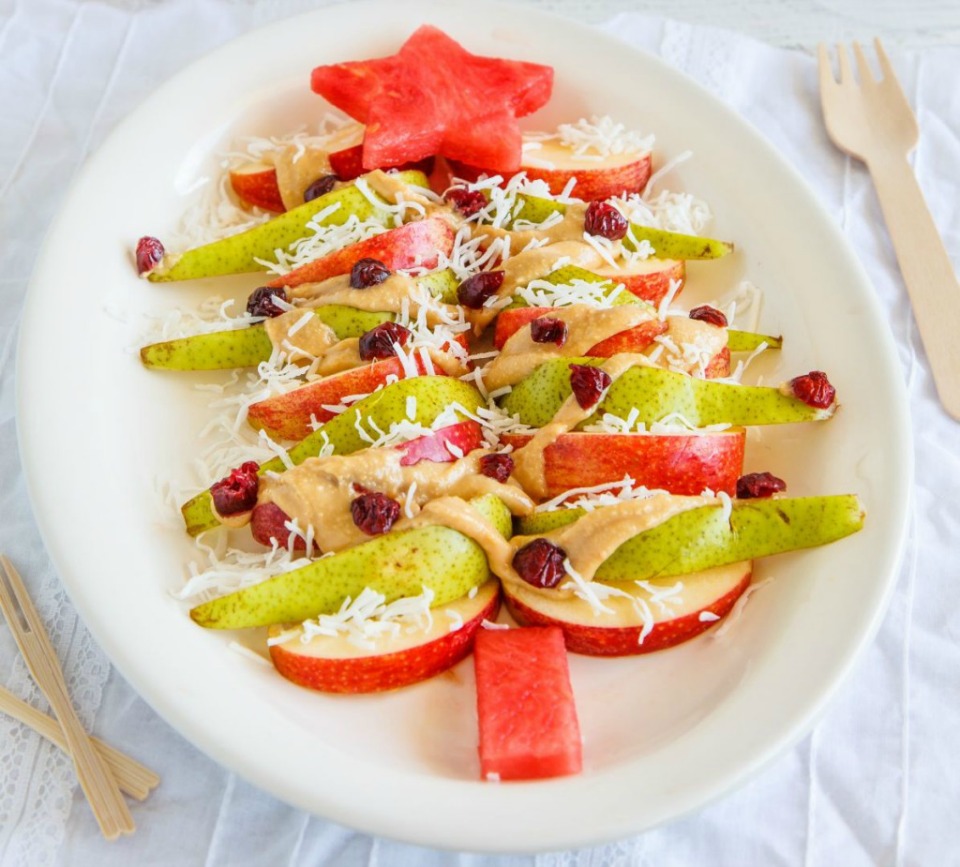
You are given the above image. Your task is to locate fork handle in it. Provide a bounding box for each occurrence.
[866,153,960,420]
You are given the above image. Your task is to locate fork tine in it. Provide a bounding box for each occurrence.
[836,43,853,83]
[852,42,876,83]
[817,44,836,89]
[873,37,894,81]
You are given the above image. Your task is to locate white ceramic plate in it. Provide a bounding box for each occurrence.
[18,0,910,853]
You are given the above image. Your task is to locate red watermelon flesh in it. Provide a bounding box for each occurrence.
[311,26,553,172]
[474,626,582,781]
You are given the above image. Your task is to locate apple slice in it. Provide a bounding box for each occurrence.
[493,307,667,351]
[500,429,745,497]
[140,169,428,282]
[592,258,685,305]
[328,143,435,182]
[267,579,500,693]
[503,561,752,655]
[229,162,286,212]
[449,143,651,202]
[264,217,455,289]
[181,375,486,536]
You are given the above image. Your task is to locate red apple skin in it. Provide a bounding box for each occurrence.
[503,564,752,656]
[269,582,501,693]
[493,307,668,352]
[229,164,286,213]
[265,218,455,290]
[448,153,652,201]
[593,260,686,306]
[246,356,437,441]
[397,420,483,466]
[328,143,436,182]
[499,429,745,497]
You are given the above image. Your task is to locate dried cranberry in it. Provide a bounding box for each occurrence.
[210,461,260,517]
[512,539,568,588]
[135,236,164,275]
[736,472,787,499]
[689,305,728,328]
[569,364,612,410]
[444,187,488,217]
[350,258,391,289]
[303,174,338,202]
[457,270,505,309]
[246,286,288,318]
[583,201,628,241]
[530,317,568,346]
[479,453,514,483]
[350,492,401,536]
[358,322,412,361]
[789,371,836,409]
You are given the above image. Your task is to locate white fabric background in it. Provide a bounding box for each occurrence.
[1,1,959,864]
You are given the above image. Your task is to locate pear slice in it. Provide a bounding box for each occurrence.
[518,495,863,582]
[146,169,428,282]
[181,375,485,536]
[499,358,835,429]
[726,330,783,352]
[189,493,511,629]
[140,306,393,371]
[509,194,732,260]
[624,225,732,260]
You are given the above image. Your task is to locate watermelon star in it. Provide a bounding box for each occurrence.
[311,26,553,173]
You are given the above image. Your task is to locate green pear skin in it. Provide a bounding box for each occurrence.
[624,224,733,260]
[147,170,428,282]
[499,358,834,429]
[189,494,512,629]
[511,193,732,260]
[181,375,486,535]
[505,264,647,310]
[516,495,865,581]
[140,307,393,371]
[726,330,783,352]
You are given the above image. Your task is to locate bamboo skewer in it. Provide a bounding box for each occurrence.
[0,555,136,840]
[0,684,159,800]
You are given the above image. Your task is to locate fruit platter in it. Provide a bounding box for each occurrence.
[18,1,910,851]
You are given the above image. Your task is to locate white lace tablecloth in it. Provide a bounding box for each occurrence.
[2,1,959,864]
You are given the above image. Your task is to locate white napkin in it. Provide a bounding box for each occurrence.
[1,3,958,865]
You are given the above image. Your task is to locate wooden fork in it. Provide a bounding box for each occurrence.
[819,40,960,421]
[0,556,135,840]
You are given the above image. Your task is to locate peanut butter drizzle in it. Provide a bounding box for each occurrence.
[260,449,534,553]
[270,147,335,211]
[468,240,608,334]
[500,494,714,597]
[264,310,340,360]
[510,353,654,500]
[474,202,593,249]
[483,305,659,391]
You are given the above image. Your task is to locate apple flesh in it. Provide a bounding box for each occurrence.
[499,429,745,497]
[190,493,512,629]
[181,375,486,536]
[264,217,455,289]
[503,561,752,655]
[267,579,500,693]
